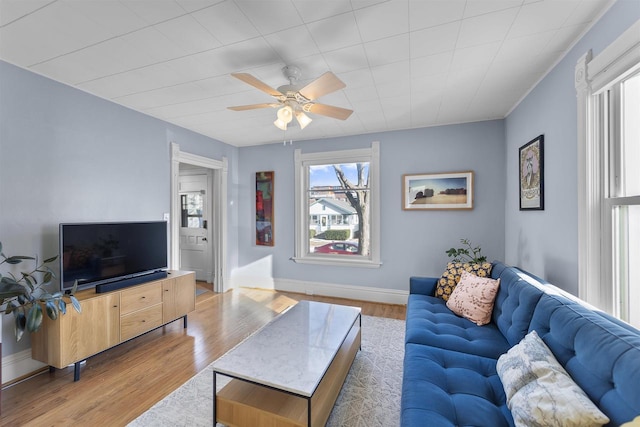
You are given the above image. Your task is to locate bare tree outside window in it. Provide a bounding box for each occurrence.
[333,164,369,256]
[308,162,370,257]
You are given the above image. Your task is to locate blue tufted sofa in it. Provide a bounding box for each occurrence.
[401,261,640,426]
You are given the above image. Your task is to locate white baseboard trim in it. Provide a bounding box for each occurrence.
[2,348,47,385]
[229,275,275,290]
[263,277,408,305]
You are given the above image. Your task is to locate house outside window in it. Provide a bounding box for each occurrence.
[576,22,640,328]
[294,142,380,267]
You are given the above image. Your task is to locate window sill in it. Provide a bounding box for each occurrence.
[291,256,381,268]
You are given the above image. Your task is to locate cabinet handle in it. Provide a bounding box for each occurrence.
[141,296,146,299]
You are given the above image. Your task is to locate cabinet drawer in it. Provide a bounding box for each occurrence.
[120,304,163,341]
[120,282,162,315]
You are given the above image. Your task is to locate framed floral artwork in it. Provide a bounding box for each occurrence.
[256,171,274,246]
[519,135,544,210]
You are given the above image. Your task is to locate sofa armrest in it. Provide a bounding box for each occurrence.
[409,276,439,296]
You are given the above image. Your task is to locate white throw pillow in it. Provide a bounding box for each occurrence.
[496,330,609,427]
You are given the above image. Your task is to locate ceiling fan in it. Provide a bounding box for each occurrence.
[228,65,353,131]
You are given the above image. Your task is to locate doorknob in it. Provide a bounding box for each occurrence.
[202,237,207,242]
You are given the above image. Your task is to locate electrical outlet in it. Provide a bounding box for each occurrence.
[163,213,170,221]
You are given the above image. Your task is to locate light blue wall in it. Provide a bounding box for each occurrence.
[504,1,640,295]
[2,0,636,360]
[237,121,506,291]
[0,60,239,355]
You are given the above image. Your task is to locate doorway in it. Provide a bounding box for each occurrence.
[179,166,212,282]
[170,143,227,293]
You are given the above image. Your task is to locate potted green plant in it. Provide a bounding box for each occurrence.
[445,238,487,264]
[0,241,81,341]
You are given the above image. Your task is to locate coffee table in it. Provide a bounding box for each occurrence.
[212,300,361,427]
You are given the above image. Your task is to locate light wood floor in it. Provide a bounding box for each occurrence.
[1,287,406,426]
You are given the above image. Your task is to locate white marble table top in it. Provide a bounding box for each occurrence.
[212,300,361,397]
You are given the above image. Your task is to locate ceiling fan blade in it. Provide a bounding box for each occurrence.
[307,103,353,120]
[298,72,346,101]
[231,73,284,98]
[227,103,279,111]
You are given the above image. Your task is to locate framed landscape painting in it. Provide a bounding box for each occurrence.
[402,171,473,210]
[519,135,544,210]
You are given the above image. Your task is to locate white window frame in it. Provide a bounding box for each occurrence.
[293,142,381,268]
[576,20,640,315]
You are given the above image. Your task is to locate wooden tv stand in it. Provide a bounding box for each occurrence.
[31,270,195,381]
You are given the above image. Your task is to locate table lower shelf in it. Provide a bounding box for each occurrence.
[215,319,361,427]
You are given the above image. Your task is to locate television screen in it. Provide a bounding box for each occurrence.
[59,221,168,291]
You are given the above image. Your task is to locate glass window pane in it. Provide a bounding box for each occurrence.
[614,205,640,329]
[308,162,370,257]
[621,73,640,197]
[628,205,640,329]
[181,193,204,228]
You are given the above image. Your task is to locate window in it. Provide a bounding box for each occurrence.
[576,22,640,327]
[180,192,204,228]
[294,142,380,267]
[607,72,640,326]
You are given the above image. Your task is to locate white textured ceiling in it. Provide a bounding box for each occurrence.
[0,0,613,147]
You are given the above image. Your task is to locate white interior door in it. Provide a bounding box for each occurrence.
[179,173,212,282]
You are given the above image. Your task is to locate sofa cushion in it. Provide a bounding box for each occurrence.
[497,330,609,427]
[401,343,514,427]
[529,293,640,426]
[446,271,500,326]
[490,262,544,346]
[406,294,511,359]
[436,261,493,301]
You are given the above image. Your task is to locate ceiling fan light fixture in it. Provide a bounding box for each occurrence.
[274,118,288,131]
[276,105,293,124]
[295,111,312,129]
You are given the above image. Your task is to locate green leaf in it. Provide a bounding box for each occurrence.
[0,281,28,299]
[43,271,53,284]
[14,311,26,341]
[0,241,3,254]
[57,299,67,315]
[5,255,35,264]
[45,300,58,320]
[1,276,19,285]
[43,255,58,264]
[71,280,78,294]
[23,275,33,288]
[26,304,43,332]
[70,295,81,313]
[39,291,53,300]
[52,291,63,298]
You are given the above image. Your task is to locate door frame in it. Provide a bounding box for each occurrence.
[170,143,228,292]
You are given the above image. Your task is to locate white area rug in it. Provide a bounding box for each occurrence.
[128,315,405,427]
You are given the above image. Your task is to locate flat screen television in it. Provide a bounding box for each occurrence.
[59,221,168,292]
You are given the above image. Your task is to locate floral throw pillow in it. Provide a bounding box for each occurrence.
[497,330,609,427]
[445,271,500,326]
[436,261,493,301]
